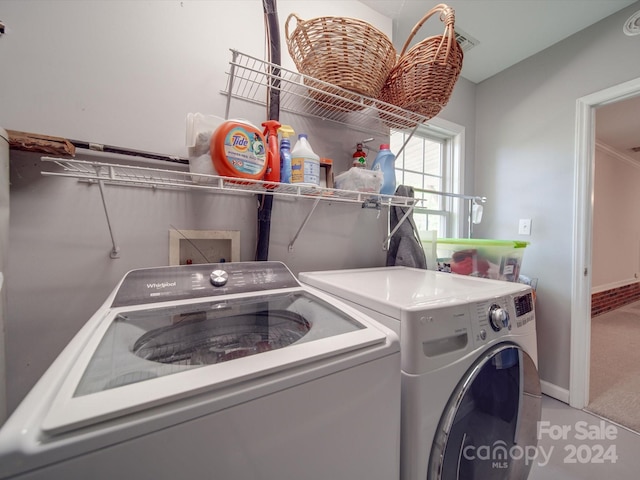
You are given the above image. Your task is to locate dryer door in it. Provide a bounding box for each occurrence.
[429,343,541,480]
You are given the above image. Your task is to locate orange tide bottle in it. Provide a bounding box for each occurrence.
[210,120,267,180]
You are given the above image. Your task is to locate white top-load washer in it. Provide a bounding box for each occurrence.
[0,261,401,480]
[299,266,541,480]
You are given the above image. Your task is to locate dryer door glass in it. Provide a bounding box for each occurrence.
[429,344,541,480]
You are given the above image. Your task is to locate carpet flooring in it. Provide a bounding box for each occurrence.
[586,300,640,433]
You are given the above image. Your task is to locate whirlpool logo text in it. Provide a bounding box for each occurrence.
[146,282,177,289]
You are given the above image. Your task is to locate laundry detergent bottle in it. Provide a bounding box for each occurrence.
[278,125,295,183]
[371,144,397,195]
[210,120,267,180]
[290,134,320,186]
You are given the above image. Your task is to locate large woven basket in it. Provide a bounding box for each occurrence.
[378,4,463,128]
[285,13,397,111]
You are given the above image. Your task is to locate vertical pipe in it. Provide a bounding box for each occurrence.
[255,0,281,261]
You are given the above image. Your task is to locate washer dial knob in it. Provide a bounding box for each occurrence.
[488,304,509,332]
[210,269,229,287]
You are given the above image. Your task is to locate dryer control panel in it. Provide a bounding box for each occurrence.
[469,290,535,348]
[513,292,535,327]
[111,261,299,307]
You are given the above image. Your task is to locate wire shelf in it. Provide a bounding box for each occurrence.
[223,50,431,135]
[40,157,420,208]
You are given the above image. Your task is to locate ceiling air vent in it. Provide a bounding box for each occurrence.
[623,10,640,36]
[454,28,479,52]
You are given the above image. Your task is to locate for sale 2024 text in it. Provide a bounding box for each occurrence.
[537,420,618,465]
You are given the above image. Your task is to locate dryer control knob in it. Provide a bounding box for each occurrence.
[488,304,509,332]
[210,270,229,287]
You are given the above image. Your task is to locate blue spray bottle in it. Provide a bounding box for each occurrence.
[278,125,295,183]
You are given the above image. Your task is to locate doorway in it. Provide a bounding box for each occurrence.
[570,77,640,409]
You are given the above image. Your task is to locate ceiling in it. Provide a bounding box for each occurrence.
[360,0,637,84]
[361,0,640,161]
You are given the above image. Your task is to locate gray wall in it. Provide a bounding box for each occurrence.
[473,1,640,392]
[0,0,476,416]
[6,0,634,415]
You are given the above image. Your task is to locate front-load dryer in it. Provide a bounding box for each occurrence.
[0,262,401,480]
[299,266,541,480]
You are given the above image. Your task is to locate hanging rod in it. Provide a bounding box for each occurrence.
[382,187,488,245]
[412,187,486,203]
[69,139,189,165]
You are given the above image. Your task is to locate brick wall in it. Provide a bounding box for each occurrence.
[591,282,640,317]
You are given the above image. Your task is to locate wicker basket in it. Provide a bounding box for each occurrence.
[378,4,463,128]
[285,13,397,111]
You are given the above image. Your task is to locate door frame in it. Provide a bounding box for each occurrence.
[570,77,640,409]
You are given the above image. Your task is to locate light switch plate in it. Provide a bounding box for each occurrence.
[518,219,532,235]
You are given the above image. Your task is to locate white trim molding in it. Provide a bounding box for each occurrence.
[596,140,640,170]
[592,278,639,294]
[571,77,640,409]
[541,380,570,404]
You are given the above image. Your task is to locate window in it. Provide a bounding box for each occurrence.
[390,118,464,239]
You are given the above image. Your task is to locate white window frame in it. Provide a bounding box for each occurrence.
[392,117,465,238]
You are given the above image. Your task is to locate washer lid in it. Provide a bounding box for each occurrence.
[39,289,391,436]
[299,266,529,318]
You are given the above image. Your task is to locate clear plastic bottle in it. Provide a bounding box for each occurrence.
[290,134,320,186]
[370,144,396,195]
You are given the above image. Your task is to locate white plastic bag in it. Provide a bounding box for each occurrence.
[334,167,384,193]
[186,113,225,183]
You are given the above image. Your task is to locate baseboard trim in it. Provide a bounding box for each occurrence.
[591,278,638,294]
[540,380,570,404]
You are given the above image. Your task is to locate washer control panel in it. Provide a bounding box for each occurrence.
[111,261,299,307]
[209,269,229,287]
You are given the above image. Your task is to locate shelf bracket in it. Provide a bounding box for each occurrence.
[224,50,239,120]
[288,196,322,252]
[382,202,417,251]
[362,198,381,210]
[95,166,120,259]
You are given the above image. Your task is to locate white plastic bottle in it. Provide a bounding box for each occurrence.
[290,134,320,186]
[371,144,396,195]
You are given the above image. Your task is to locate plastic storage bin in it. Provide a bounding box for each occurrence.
[434,238,529,282]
